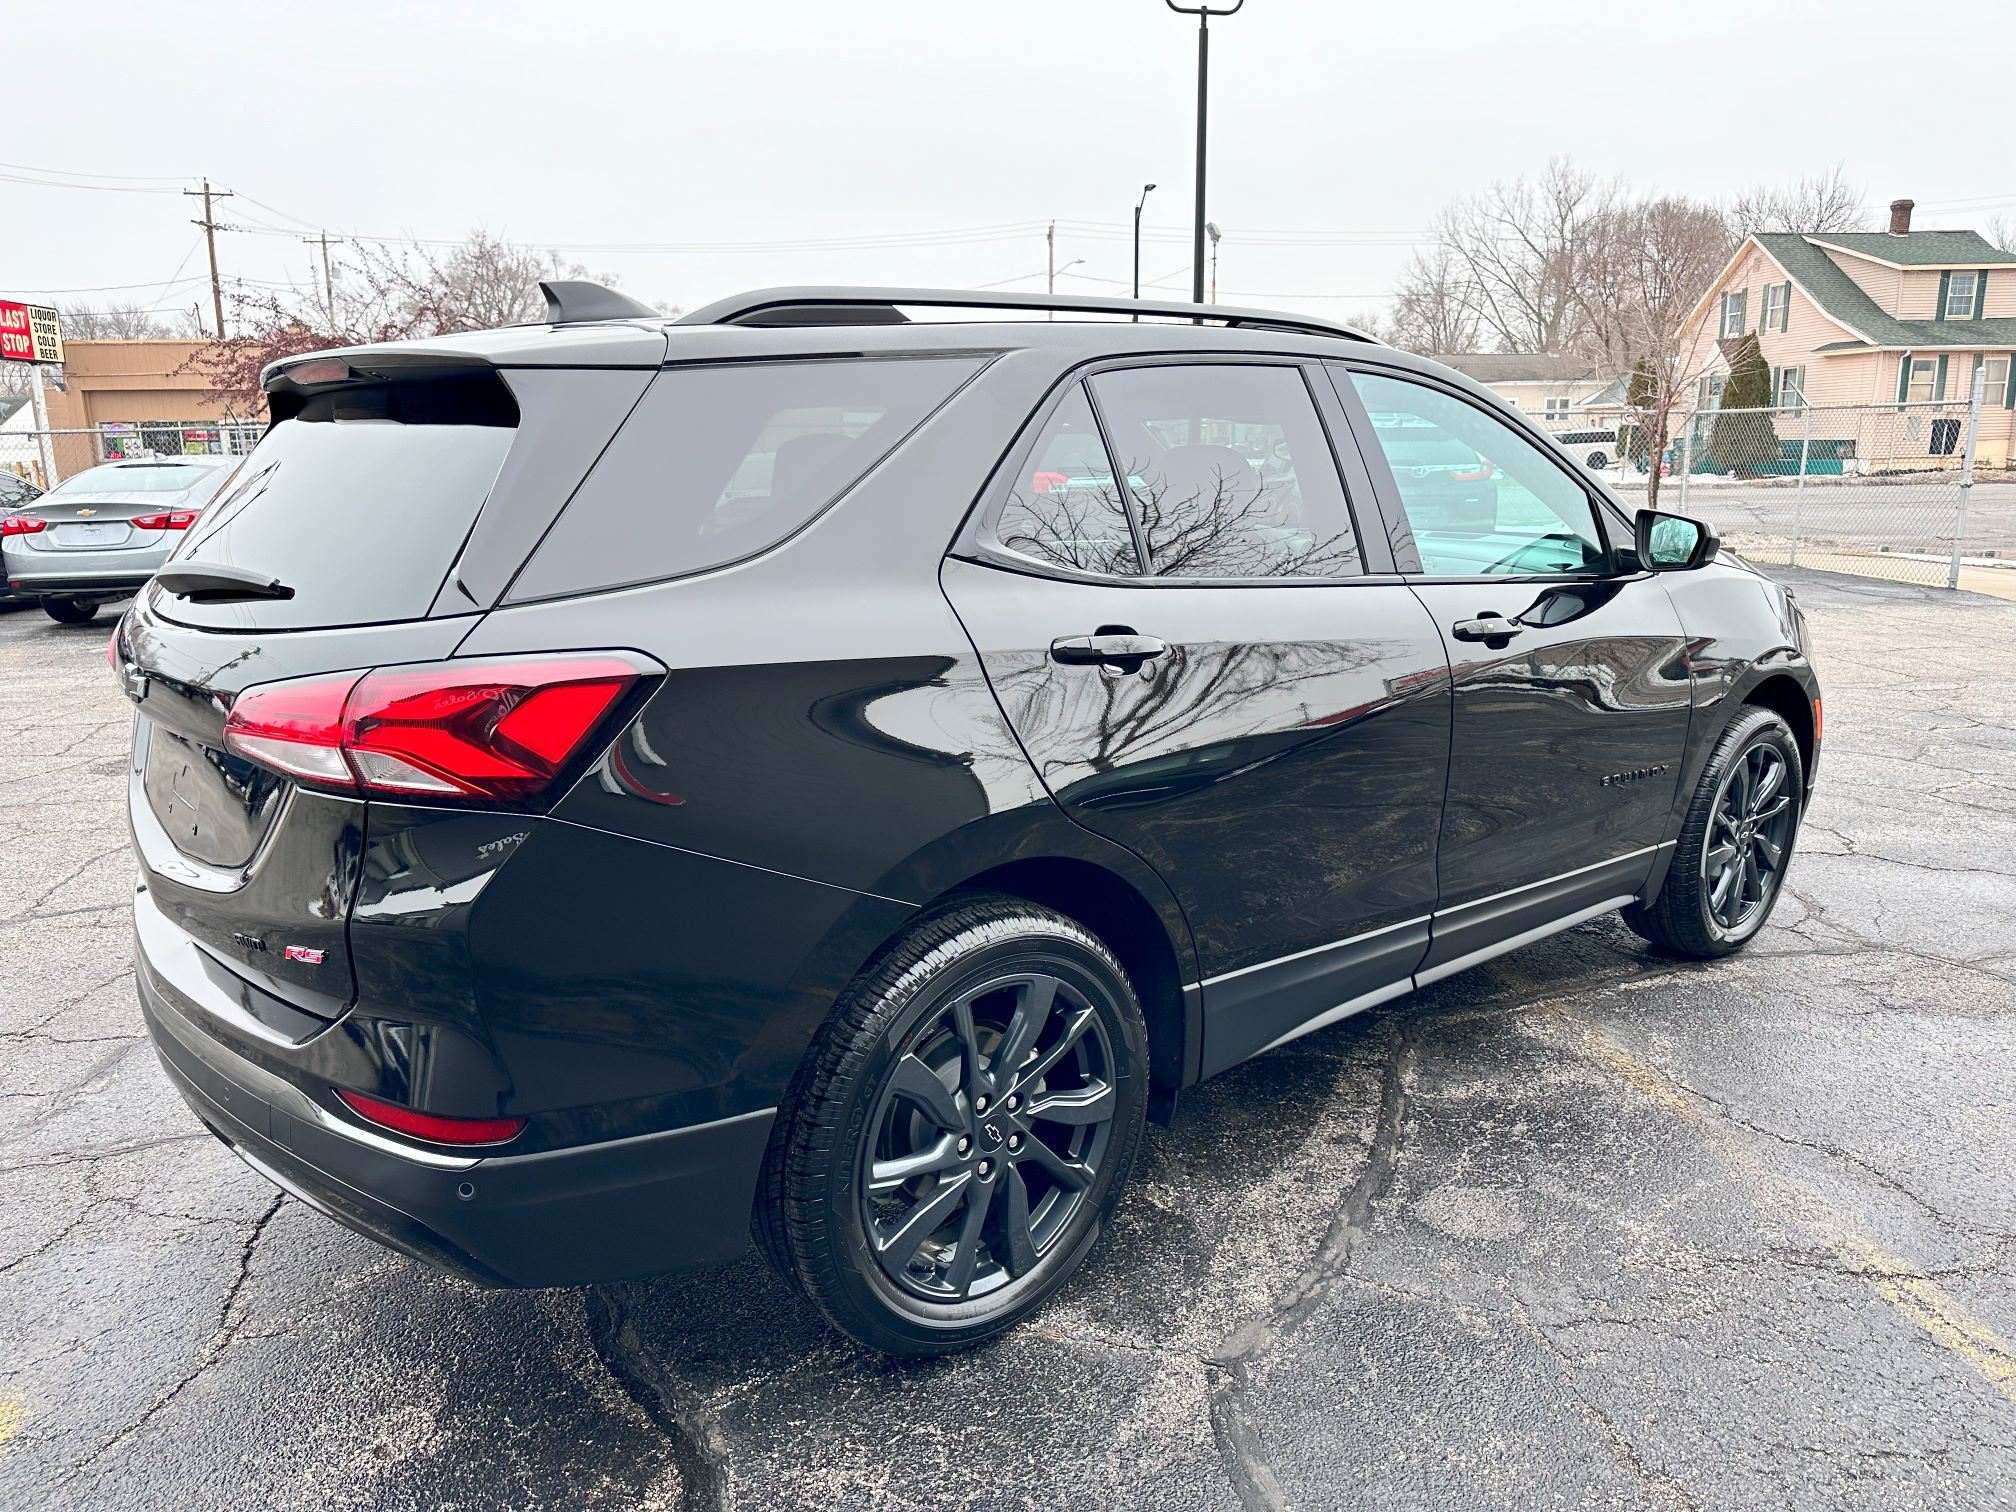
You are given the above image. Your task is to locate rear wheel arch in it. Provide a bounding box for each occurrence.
[936,858,1190,1109]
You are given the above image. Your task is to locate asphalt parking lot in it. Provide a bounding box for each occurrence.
[3,569,2014,1512]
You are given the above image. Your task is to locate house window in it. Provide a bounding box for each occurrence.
[1906,357,1941,402]
[1543,397,1571,419]
[1697,373,1727,411]
[1719,290,1748,338]
[1945,271,1979,320]
[1771,366,1808,414]
[1982,356,2010,407]
[1761,283,1788,332]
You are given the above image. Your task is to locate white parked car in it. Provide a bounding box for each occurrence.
[1549,428,1620,471]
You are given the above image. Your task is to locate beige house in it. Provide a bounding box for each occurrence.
[1429,352,1614,424]
[1676,199,2016,469]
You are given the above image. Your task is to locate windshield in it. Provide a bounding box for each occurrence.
[47,463,220,496]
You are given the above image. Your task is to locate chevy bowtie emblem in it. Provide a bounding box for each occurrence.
[76,508,96,517]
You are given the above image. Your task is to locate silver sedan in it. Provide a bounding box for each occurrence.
[1,456,238,623]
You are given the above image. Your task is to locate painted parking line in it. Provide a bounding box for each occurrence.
[0,1391,25,1453]
[1557,1011,2016,1407]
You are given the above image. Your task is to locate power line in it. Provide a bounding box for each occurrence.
[0,159,191,182]
[0,170,185,196]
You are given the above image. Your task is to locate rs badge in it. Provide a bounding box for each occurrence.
[283,945,326,965]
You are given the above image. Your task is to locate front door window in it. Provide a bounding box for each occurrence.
[1344,370,1608,577]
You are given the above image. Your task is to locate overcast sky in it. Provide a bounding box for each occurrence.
[10,0,2015,328]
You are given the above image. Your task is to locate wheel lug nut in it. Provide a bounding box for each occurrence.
[1006,1094,1020,1111]
[974,1095,989,1113]
[957,1136,970,1154]
[978,1159,992,1176]
[1008,1133,1022,1150]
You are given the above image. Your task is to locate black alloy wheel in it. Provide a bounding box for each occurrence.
[1622,705,1804,958]
[1703,741,1795,933]
[860,968,1119,1303]
[762,897,1147,1356]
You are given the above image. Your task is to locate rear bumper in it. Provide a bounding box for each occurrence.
[138,945,775,1288]
[4,565,152,599]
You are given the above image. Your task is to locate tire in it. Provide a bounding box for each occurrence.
[1586,451,1609,470]
[43,598,99,625]
[763,895,1148,1356]
[1623,706,1803,958]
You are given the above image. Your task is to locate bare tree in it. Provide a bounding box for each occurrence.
[1584,199,1734,510]
[1433,158,1619,354]
[184,231,658,412]
[1987,215,2016,255]
[1727,167,1867,238]
[378,229,614,333]
[1380,245,1483,354]
[57,302,172,340]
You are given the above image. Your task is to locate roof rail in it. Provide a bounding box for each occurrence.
[539,280,660,324]
[671,286,1379,344]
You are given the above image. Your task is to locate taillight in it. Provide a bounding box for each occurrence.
[223,652,653,803]
[335,1089,525,1146]
[1,515,47,536]
[133,510,199,530]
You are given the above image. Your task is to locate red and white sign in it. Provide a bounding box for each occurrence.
[0,301,64,364]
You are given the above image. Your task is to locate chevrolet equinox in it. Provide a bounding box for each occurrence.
[116,283,1820,1355]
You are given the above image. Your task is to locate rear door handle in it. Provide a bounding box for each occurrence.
[1050,632,1170,670]
[1451,614,1524,647]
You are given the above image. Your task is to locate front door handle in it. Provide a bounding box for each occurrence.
[1451,613,1524,648]
[1051,632,1170,671]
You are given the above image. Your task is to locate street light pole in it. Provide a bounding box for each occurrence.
[1206,221,1222,303]
[1166,1,1242,306]
[1132,183,1157,302]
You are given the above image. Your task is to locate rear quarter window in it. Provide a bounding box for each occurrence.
[507,356,984,601]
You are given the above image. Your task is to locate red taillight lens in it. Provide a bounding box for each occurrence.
[1,515,47,536]
[335,1089,525,1146]
[222,653,650,802]
[133,510,199,530]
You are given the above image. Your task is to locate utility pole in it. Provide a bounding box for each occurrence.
[1166,1,1242,305]
[302,231,343,326]
[184,178,233,340]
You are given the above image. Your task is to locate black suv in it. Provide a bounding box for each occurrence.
[117,284,1819,1355]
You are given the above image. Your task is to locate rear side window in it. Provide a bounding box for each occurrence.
[510,356,984,600]
[1089,364,1362,579]
[162,375,516,630]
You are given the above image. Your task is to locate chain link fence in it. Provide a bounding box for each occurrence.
[1552,396,2014,589]
[1,422,262,496]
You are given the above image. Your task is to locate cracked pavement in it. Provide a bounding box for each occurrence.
[3,568,2014,1511]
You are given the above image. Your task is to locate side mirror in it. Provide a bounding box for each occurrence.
[1634,509,1719,572]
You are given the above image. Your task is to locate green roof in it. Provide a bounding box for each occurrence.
[1801,230,2016,267]
[1754,232,2016,349]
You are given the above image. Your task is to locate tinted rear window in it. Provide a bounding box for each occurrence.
[159,376,515,630]
[508,356,983,601]
[49,464,218,496]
